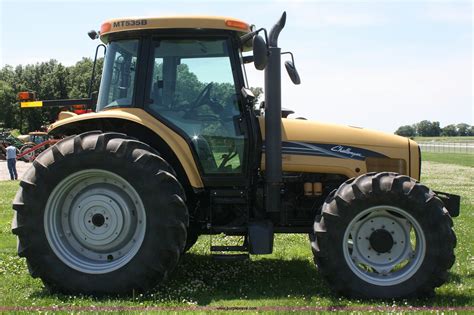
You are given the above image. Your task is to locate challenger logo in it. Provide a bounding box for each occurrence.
[330,146,364,159]
[113,20,148,28]
[276,141,387,161]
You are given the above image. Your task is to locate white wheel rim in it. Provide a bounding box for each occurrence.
[44,169,146,274]
[21,147,35,161]
[342,205,426,286]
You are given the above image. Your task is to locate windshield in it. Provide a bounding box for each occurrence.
[97,40,139,110]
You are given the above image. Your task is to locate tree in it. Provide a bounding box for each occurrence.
[456,123,471,136]
[0,66,20,129]
[67,57,103,99]
[0,80,17,129]
[395,125,416,137]
[13,60,69,131]
[0,58,103,132]
[441,124,457,137]
[416,120,441,137]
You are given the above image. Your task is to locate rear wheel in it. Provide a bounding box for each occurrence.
[19,144,35,162]
[12,131,188,295]
[183,225,200,252]
[311,172,456,298]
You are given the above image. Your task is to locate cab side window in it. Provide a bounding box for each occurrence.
[146,39,246,175]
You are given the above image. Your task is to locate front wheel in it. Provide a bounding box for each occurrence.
[311,172,456,298]
[12,131,188,295]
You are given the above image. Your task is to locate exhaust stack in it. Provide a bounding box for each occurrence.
[265,12,286,213]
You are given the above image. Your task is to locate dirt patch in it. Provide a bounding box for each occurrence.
[0,161,31,181]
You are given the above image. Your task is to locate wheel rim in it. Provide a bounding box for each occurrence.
[21,146,35,161]
[45,169,146,274]
[342,205,426,286]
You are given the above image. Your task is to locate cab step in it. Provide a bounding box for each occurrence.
[210,225,247,235]
[210,245,248,252]
[212,253,249,261]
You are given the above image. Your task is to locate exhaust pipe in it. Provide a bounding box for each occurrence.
[265,12,286,213]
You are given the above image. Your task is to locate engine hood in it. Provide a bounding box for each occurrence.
[259,117,419,177]
[281,118,408,148]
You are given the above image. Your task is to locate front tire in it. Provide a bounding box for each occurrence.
[311,172,456,298]
[12,131,188,295]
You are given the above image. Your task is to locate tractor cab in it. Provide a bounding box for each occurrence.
[96,17,253,178]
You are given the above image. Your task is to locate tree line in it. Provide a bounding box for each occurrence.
[395,121,474,137]
[0,58,103,132]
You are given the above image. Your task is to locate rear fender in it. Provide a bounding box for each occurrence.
[49,109,203,189]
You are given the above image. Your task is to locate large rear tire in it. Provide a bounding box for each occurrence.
[183,225,200,253]
[12,131,188,295]
[311,172,456,298]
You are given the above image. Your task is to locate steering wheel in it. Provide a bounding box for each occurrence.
[184,83,224,121]
[191,83,214,110]
[190,83,224,113]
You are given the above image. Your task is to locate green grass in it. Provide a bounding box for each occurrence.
[414,136,474,142]
[422,152,474,167]
[0,162,473,312]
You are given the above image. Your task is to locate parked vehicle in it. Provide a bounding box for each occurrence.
[12,13,459,298]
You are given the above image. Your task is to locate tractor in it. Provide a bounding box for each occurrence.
[12,12,459,298]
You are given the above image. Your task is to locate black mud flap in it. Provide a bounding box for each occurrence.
[248,220,274,254]
[434,191,461,217]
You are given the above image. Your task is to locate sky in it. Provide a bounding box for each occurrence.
[0,0,472,133]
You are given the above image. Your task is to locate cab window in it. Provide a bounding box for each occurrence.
[97,40,139,110]
[146,39,245,175]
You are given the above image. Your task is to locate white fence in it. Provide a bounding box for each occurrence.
[418,142,474,154]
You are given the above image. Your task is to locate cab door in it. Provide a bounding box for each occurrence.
[143,35,252,186]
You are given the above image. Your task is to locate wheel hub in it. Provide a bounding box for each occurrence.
[92,213,105,227]
[369,229,394,253]
[342,206,426,286]
[44,169,146,274]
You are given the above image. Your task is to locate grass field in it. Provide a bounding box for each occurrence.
[422,152,474,167]
[0,159,473,312]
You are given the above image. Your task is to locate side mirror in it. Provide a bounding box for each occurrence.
[88,30,98,40]
[285,60,301,85]
[253,35,268,70]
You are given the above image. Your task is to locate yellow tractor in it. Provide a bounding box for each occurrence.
[13,12,459,298]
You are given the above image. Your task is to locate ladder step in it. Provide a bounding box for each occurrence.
[210,245,248,252]
[212,254,249,261]
[212,197,247,204]
[211,226,247,234]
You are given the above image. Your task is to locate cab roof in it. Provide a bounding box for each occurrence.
[100,16,252,43]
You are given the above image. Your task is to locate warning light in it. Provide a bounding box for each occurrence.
[100,22,112,34]
[71,105,91,115]
[17,91,36,101]
[225,20,249,31]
